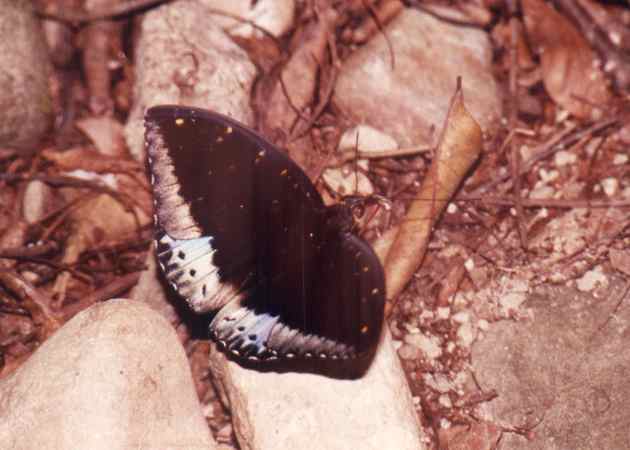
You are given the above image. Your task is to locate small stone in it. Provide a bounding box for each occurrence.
[576,266,608,292]
[613,153,628,165]
[457,322,475,347]
[398,343,421,360]
[338,124,398,153]
[405,333,442,360]
[452,311,470,324]
[601,177,619,197]
[438,394,452,408]
[554,150,577,166]
[530,185,555,200]
[437,307,450,319]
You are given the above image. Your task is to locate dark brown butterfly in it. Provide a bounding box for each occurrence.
[145,105,384,362]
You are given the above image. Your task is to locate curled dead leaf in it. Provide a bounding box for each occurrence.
[609,248,630,277]
[522,0,612,119]
[75,116,127,157]
[376,81,482,314]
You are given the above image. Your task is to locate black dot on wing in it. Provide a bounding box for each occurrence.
[202,285,207,296]
[237,326,245,332]
[248,334,257,341]
[189,269,196,277]
[178,250,186,259]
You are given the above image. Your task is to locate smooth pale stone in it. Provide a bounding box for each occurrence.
[199,0,295,39]
[209,328,426,450]
[22,180,56,224]
[0,299,215,450]
[124,0,257,160]
[131,251,182,326]
[0,0,52,152]
[334,8,501,147]
[338,125,399,153]
[322,161,375,196]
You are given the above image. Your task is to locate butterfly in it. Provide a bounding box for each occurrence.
[145,105,385,363]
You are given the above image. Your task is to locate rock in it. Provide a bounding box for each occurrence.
[22,180,56,224]
[338,124,399,153]
[209,327,426,450]
[131,253,182,326]
[405,333,442,360]
[124,0,257,159]
[199,0,295,39]
[472,275,630,449]
[322,160,374,196]
[0,0,53,152]
[398,343,422,360]
[334,8,501,147]
[0,300,215,450]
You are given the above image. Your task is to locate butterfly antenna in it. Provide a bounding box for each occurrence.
[353,130,360,195]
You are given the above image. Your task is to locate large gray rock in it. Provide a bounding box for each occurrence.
[210,329,426,450]
[472,276,630,449]
[334,8,501,146]
[0,0,52,152]
[0,299,215,450]
[124,0,257,159]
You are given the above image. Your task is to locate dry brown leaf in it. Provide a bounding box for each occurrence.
[522,0,612,119]
[75,116,127,156]
[438,421,501,450]
[610,248,630,277]
[377,81,482,313]
[260,8,337,168]
[42,147,142,174]
[52,192,150,300]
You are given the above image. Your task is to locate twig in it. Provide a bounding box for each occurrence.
[0,173,149,227]
[61,271,142,320]
[0,271,61,339]
[0,241,59,259]
[289,36,340,142]
[470,118,618,198]
[333,145,432,165]
[34,0,170,24]
[552,0,630,91]
[458,195,630,209]
[361,0,396,70]
[507,0,528,251]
